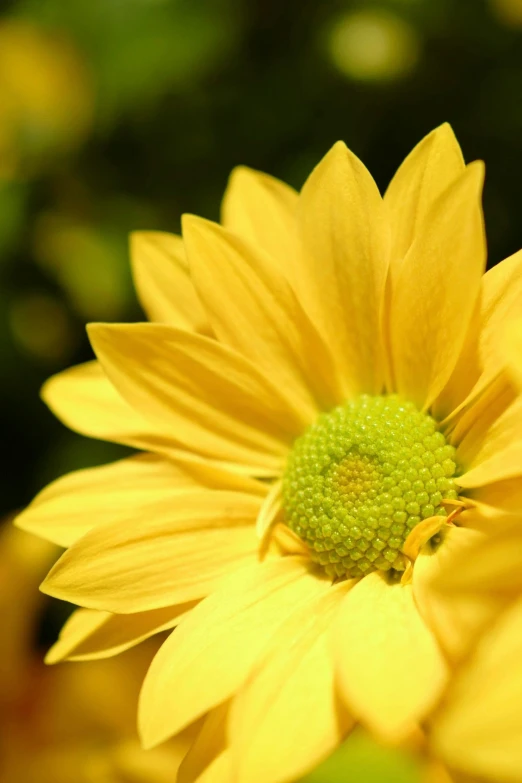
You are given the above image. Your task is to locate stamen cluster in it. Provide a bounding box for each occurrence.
[282,395,458,578]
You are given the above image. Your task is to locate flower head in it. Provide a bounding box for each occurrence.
[283,393,458,578]
[17,124,522,782]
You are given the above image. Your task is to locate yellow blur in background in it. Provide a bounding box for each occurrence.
[0,525,192,783]
[0,19,92,180]
[491,0,522,26]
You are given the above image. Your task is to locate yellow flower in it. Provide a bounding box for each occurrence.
[0,524,193,783]
[16,124,522,782]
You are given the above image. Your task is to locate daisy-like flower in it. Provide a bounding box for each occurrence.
[16,124,522,783]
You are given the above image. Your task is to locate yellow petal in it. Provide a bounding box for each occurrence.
[221,166,298,278]
[43,360,270,475]
[41,489,262,611]
[450,371,515,466]
[299,141,389,397]
[431,300,482,423]
[42,360,179,455]
[458,394,522,487]
[256,479,283,541]
[130,231,209,331]
[112,734,196,783]
[334,572,448,741]
[470,249,522,393]
[88,323,300,475]
[429,522,522,594]
[384,123,465,264]
[467,476,522,520]
[229,582,354,783]
[178,702,229,783]
[183,215,342,413]
[432,596,522,782]
[46,602,194,663]
[505,317,522,390]
[138,556,329,747]
[271,522,310,556]
[390,162,486,410]
[15,453,265,547]
[193,751,231,783]
[412,525,503,661]
[385,125,466,407]
[442,249,522,425]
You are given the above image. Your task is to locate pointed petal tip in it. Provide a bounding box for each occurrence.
[427,122,463,159]
[87,321,143,350]
[311,139,381,197]
[410,123,459,154]
[40,372,59,407]
[138,675,191,751]
[137,714,159,751]
[138,727,160,752]
[181,211,215,234]
[227,164,258,186]
[44,646,61,665]
[86,320,110,339]
[307,141,350,173]
[12,507,30,535]
[224,163,297,205]
[182,213,232,247]
[12,506,58,548]
[467,158,486,183]
[323,139,351,163]
[39,557,80,604]
[432,121,456,138]
[129,229,146,250]
[39,573,60,600]
[180,211,199,230]
[86,321,114,356]
[129,229,176,258]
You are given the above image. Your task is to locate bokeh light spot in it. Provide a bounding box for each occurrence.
[328,9,420,83]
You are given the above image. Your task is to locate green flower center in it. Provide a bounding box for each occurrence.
[282,394,459,579]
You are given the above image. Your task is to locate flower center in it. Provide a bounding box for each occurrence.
[282,394,459,579]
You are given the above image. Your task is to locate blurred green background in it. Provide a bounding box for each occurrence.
[1,0,521,778]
